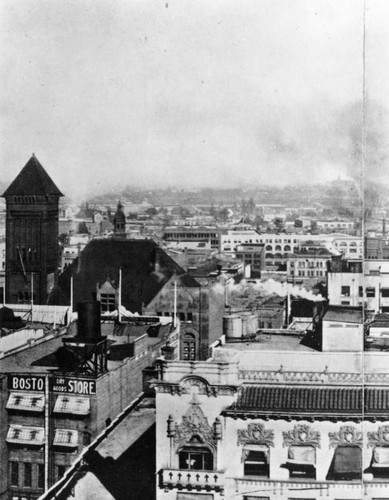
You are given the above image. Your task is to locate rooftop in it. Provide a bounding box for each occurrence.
[2,155,63,197]
[323,306,363,324]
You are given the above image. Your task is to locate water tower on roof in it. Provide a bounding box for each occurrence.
[2,154,63,304]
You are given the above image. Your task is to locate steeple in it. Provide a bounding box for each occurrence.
[113,200,126,238]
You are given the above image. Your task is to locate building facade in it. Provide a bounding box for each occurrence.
[154,339,389,500]
[2,155,63,305]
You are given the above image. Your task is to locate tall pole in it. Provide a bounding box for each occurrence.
[118,267,122,322]
[70,274,74,312]
[44,374,50,491]
[31,272,34,306]
[173,280,177,327]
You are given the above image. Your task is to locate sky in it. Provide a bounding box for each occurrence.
[1,0,389,198]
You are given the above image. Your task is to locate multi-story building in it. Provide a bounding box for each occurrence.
[235,243,265,277]
[163,227,221,250]
[153,319,389,500]
[328,260,389,313]
[2,155,63,305]
[286,249,332,286]
[0,302,179,500]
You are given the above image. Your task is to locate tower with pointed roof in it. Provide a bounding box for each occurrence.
[2,154,63,304]
[113,200,126,238]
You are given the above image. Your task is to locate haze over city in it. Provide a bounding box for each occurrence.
[1,0,389,198]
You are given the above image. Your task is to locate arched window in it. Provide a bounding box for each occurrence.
[284,245,291,252]
[178,437,213,471]
[183,332,196,361]
[275,245,282,252]
[265,253,274,259]
[265,245,273,251]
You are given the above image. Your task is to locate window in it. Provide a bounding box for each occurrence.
[179,441,213,471]
[10,461,19,487]
[286,446,316,479]
[359,286,363,297]
[367,287,376,297]
[7,392,45,412]
[6,425,44,447]
[341,286,350,297]
[243,446,269,477]
[182,333,196,361]
[53,429,78,449]
[53,395,90,416]
[100,293,115,312]
[57,465,66,481]
[187,312,193,322]
[327,446,362,480]
[369,446,389,478]
[37,464,44,489]
[382,289,389,298]
[24,463,32,488]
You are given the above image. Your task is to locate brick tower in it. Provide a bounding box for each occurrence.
[2,154,63,304]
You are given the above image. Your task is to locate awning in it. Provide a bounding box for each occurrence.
[6,425,44,446]
[53,429,78,448]
[53,395,90,415]
[333,446,362,475]
[372,446,389,468]
[6,392,45,412]
[242,444,269,463]
[287,445,316,465]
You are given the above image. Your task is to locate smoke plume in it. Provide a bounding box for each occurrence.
[213,279,324,302]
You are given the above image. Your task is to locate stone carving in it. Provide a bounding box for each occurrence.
[368,426,389,448]
[282,424,321,448]
[328,426,363,448]
[174,396,216,451]
[237,423,274,447]
[180,376,209,395]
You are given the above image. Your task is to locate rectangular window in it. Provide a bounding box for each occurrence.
[37,464,44,489]
[330,445,362,480]
[100,293,115,312]
[367,287,376,297]
[10,461,19,487]
[341,286,350,297]
[187,312,193,322]
[24,463,32,488]
[382,289,389,298]
[243,448,269,477]
[57,465,66,481]
[359,286,363,297]
[179,448,213,471]
[286,446,316,479]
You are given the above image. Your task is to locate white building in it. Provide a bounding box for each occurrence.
[154,328,389,500]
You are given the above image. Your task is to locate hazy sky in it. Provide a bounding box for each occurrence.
[1,0,389,198]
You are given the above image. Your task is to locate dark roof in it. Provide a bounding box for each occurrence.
[225,385,389,419]
[54,239,200,313]
[323,306,363,324]
[222,385,389,419]
[2,155,63,197]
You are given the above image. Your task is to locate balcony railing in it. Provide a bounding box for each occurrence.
[160,468,224,492]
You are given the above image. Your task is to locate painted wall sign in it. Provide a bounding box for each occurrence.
[8,375,45,392]
[50,377,96,395]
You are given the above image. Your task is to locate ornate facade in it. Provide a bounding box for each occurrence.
[154,345,389,500]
